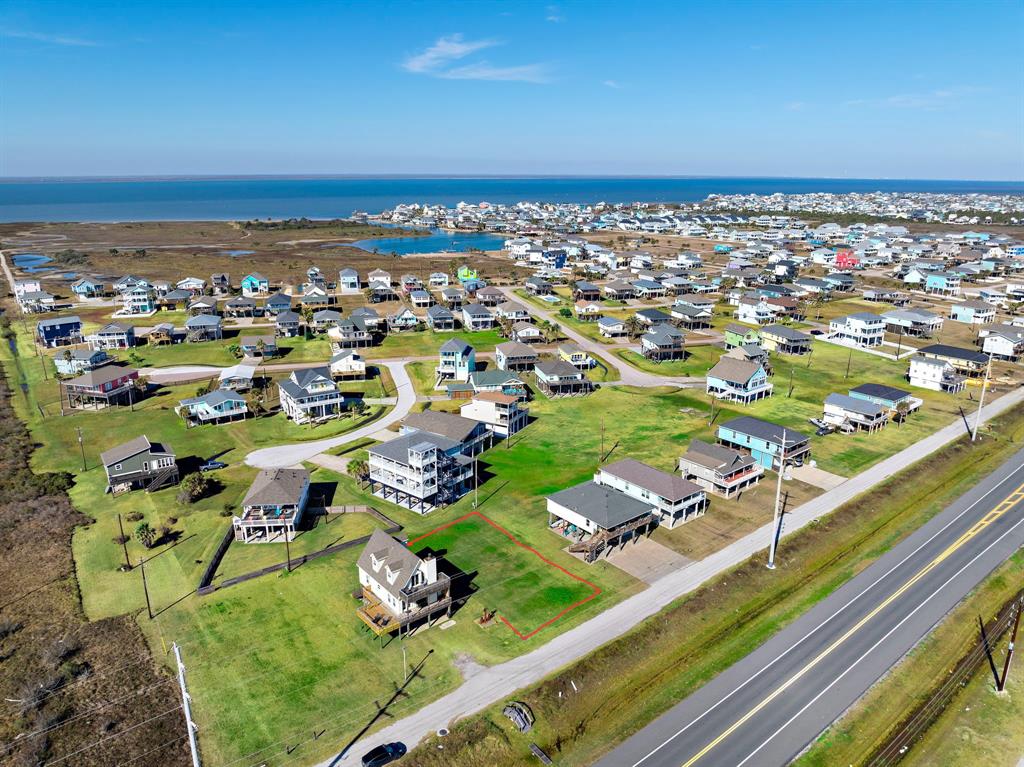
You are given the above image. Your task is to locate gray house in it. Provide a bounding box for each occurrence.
[233,467,311,543]
[100,435,179,494]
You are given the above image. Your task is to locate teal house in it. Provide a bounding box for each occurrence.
[717,416,810,470]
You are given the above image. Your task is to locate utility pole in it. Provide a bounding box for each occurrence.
[971,352,993,442]
[473,455,479,508]
[998,598,1022,692]
[172,643,202,767]
[139,556,153,619]
[767,428,787,570]
[117,513,132,569]
[896,326,903,357]
[600,417,605,464]
[402,641,409,683]
[284,527,292,573]
[76,427,86,471]
[787,368,794,398]
[844,347,853,379]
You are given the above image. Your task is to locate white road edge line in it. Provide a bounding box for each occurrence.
[630,459,1024,767]
[734,511,1024,767]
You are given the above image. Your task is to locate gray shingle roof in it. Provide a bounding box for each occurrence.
[242,468,309,508]
[601,459,703,502]
[548,481,654,530]
[100,435,173,467]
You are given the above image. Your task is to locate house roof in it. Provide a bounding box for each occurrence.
[825,393,885,418]
[601,458,703,502]
[219,364,256,382]
[185,314,221,327]
[403,410,481,444]
[242,468,310,508]
[100,435,173,467]
[495,340,536,358]
[290,366,334,390]
[180,389,245,408]
[708,356,763,385]
[239,334,275,347]
[917,344,989,364]
[474,391,518,405]
[440,338,473,354]
[721,416,807,446]
[849,383,911,402]
[535,359,581,378]
[66,365,137,389]
[356,529,423,601]
[761,324,811,341]
[463,303,491,317]
[681,439,755,473]
[37,315,81,329]
[369,431,462,463]
[548,481,654,530]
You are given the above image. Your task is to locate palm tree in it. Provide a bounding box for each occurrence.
[624,314,645,339]
[348,459,369,487]
[895,400,910,428]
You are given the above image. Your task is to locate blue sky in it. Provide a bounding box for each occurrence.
[1,0,1022,179]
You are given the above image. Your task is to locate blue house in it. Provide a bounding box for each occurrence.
[714,244,734,253]
[949,300,995,325]
[71,277,105,297]
[706,357,773,405]
[924,271,961,297]
[263,292,292,315]
[847,383,921,414]
[436,338,476,383]
[717,416,810,470]
[36,315,82,347]
[241,272,270,297]
[55,348,110,376]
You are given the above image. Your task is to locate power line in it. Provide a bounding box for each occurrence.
[40,704,183,767]
[115,734,187,767]
[0,678,174,749]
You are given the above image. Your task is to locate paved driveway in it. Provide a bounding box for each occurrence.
[790,463,847,490]
[604,536,695,584]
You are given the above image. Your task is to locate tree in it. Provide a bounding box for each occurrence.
[558,307,572,319]
[895,400,910,428]
[245,389,265,416]
[348,459,369,486]
[624,314,645,339]
[496,316,513,339]
[134,522,156,549]
[176,472,210,504]
[301,306,315,327]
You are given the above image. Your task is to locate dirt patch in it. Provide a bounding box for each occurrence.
[0,325,188,767]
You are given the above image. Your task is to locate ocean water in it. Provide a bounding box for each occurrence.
[0,176,1021,223]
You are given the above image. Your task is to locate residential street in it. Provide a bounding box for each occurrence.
[243,360,416,468]
[318,384,1024,767]
[594,446,1024,767]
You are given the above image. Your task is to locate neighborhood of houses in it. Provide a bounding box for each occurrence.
[12,201,1024,649]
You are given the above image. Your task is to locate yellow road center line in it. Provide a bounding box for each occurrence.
[679,482,1024,767]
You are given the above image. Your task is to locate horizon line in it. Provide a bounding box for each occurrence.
[1,173,1022,185]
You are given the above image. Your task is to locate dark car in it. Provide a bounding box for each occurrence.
[815,427,832,437]
[200,460,228,472]
[361,742,406,767]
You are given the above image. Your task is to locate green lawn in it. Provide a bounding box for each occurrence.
[615,346,720,377]
[364,328,505,360]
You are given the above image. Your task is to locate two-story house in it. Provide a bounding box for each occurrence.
[176,389,249,426]
[462,303,495,331]
[86,322,136,350]
[494,340,538,371]
[356,529,452,636]
[679,439,763,498]
[706,357,773,404]
[277,366,346,423]
[640,324,685,361]
[717,416,810,470]
[61,365,140,409]
[459,392,529,439]
[823,393,888,432]
[907,355,965,393]
[760,324,812,355]
[829,313,885,348]
[596,458,708,529]
[535,359,593,397]
[100,435,178,494]
[233,468,310,543]
[35,313,81,346]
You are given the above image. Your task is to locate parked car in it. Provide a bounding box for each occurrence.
[361,743,406,767]
[815,427,832,436]
[200,460,228,472]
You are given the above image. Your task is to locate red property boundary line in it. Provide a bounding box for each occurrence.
[406,510,602,640]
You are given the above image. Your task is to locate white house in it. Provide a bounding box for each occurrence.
[907,355,965,393]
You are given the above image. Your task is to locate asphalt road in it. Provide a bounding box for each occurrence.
[595,447,1024,767]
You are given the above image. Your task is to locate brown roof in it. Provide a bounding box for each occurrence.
[66,365,138,389]
[475,392,518,404]
[601,458,703,502]
[707,356,763,384]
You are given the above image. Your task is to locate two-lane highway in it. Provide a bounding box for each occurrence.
[596,448,1024,767]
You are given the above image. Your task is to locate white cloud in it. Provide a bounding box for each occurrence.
[442,62,549,83]
[402,34,549,83]
[842,86,984,111]
[785,100,807,111]
[402,34,497,74]
[546,5,565,22]
[603,80,621,89]
[0,27,98,46]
